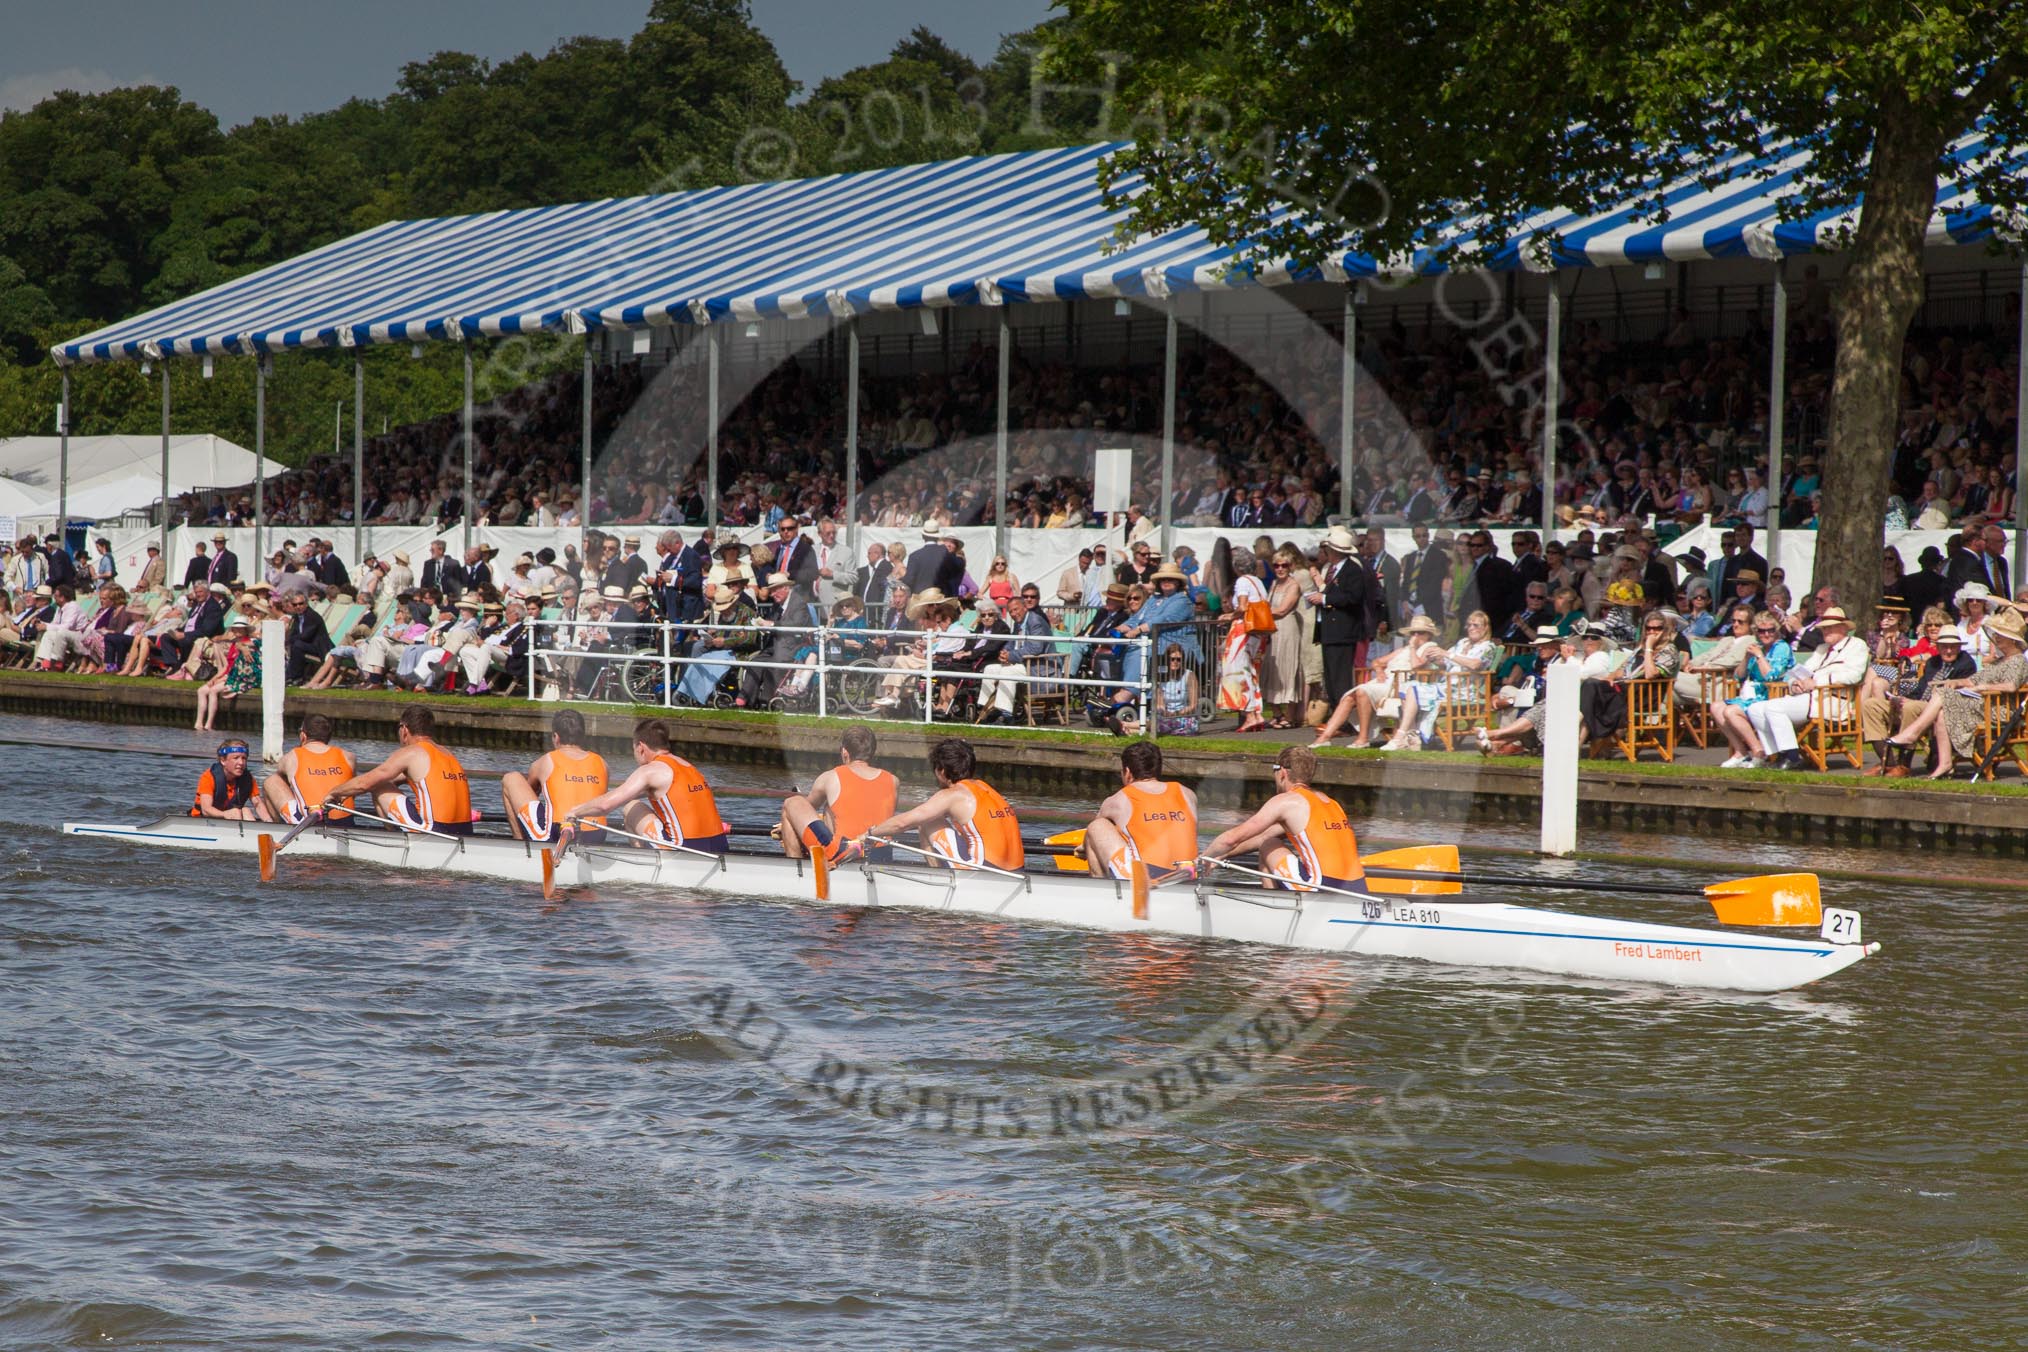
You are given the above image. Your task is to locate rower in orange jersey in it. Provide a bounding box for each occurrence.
[502,707,608,843]
[566,717,728,853]
[1200,744,1366,893]
[780,724,898,864]
[865,737,1023,871]
[262,712,356,825]
[1082,740,1198,879]
[320,705,476,835]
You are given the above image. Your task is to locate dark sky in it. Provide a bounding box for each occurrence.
[0,0,1058,127]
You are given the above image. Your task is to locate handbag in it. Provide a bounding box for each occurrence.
[1305,697,1331,727]
[1244,599,1274,633]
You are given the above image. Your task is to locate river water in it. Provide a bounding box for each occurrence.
[3,713,2023,1349]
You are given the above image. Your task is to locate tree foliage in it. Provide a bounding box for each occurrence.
[1059,0,2028,619]
[0,3,1090,463]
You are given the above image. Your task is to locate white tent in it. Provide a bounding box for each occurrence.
[0,433,283,524]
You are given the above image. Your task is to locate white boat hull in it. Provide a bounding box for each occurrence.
[61,818,1877,993]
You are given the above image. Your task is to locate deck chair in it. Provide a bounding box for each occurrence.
[1615,677,1678,762]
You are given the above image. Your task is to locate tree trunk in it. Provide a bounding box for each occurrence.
[1819,96,1948,629]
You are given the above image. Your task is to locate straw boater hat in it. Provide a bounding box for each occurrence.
[629,583,651,599]
[906,587,953,618]
[1102,582,1129,606]
[1986,607,2027,645]
[1321,524,1360,554]
[1732,569,1762,585]
[1151,562,1189,586]
[228,616,252,630]
[538,584,557,602]
[921,524,943,539]
[601,585,625,600]
[33,584,52,598]
[1816,605,1852,630]
[484,601,504,615]
[1879,595,1909,614]
[1935,624,1966,645]
[764,572,791,589]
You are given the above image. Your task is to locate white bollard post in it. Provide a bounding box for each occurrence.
[260,618,286,765]
[1539,661,1580,856]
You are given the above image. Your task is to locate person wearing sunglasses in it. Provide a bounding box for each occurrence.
[1710,612,1795,767]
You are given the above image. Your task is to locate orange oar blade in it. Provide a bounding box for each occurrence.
[540,848,556,900]
[1131,859,1150,920]
[1706,873,1821,927]
[258,833,275,883]
[1361,844,1463,894]
[1045,828,1087,849]
[813,847,830,902]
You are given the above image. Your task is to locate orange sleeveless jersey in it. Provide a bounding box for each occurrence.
[412,738,473,827]
[649,752,726,844]
[959,778,1024,869]
[1122,780,1197,869]
[826,765,897,860]
[542,747,609,829]
[1291,785,1363,884]
[293,743,356,820]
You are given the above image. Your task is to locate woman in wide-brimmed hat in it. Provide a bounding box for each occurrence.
[1891,606,2028,778]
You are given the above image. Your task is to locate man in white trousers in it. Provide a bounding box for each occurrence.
[1746,606,1868,770]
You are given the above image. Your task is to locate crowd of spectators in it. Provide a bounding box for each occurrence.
[8,501,2026,778]
[167,285,2022,548]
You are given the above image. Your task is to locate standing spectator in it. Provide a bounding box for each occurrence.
[1219,548,1271,733]
[44,536,77,589]
[90,538,118,586]
[207,533,238,585]
[1263,545,1313,729]
[137,544,167,593]
[1309,525,1370,708]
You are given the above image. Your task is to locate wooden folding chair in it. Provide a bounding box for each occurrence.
[1976,690,2028,780]
[1616,677,1678,762]
[1022,652,1071,726]
[1797,683,1864,772]
[1431,670,1496,750]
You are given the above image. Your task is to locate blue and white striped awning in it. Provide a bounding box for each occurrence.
[52,131,2025,365]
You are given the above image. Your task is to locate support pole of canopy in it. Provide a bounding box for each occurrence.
[1160,301,1177,553]
[995,307,1010,559]
[58,370,70,541]
[707,328,720,531]
[1766,262,1787,580]
[1340,285,1357,522]
[2015,262,2027,589]
[353,357,364,563]
[160,367,171,562]
[461,344,475,553]
[581,344,594,561]
[846,319,860,555]
[1540,279,1561,537]
[254,359,265,568]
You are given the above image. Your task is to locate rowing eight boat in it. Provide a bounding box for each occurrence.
[61,817,1878,993]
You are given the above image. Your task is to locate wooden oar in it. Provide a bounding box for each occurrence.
[258,807,344,881]
[1357,863,1822,927]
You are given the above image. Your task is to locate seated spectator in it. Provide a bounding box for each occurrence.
[1477,631,1571,753]
[1312,614,1446,748]
[1744,606,1867,771]
[1580,608,1680,756]
[31,585,87,671]
[1386,609,1497,751]
[1864,622,1975,775]
[1888,608,2028,778]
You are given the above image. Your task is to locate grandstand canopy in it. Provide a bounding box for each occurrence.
[53,132,2025,367]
